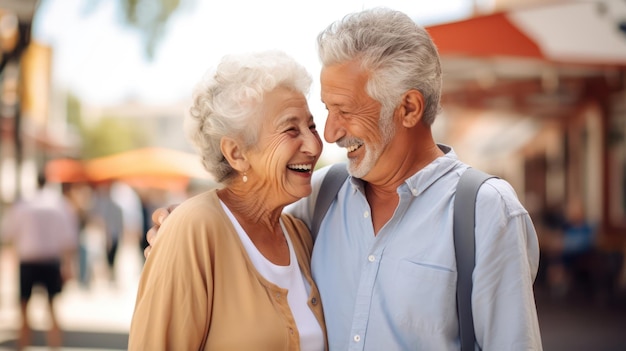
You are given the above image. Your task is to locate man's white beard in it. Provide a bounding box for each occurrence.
[348,107,396,179]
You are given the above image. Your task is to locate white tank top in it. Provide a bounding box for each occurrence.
[220,201,324,351]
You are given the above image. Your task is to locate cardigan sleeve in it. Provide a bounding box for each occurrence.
[128,201,214,350]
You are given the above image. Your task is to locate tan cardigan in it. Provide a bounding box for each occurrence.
[128,189,327,351]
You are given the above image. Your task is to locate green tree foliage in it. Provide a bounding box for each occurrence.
[81,116,149,158]
[66,93,83,130]
[64,94,148,159]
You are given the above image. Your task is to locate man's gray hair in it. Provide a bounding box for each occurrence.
[317,7,443,125]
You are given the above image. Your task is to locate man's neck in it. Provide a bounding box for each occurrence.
[363,139,443,235]
[364,140,443,193]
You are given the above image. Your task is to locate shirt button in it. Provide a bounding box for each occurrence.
[411,188,418,196]
[289,328,294,335]
[311,297,317,305]
[275,293,281,299]
[368,255,376,262]
[353,334,361,342]
[364,211,370,218]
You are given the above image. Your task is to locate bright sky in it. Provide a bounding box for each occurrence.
[31,0,479,162]
[33,0,476,106]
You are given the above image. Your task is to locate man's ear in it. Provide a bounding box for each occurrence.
[220,136,249,172]
[398,89,425,128]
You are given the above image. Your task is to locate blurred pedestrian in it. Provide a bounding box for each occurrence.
[62,182,94,289]
[549,198,597,297]
[137,189,163,262]
[0,173,80,350]
[561,198,595,258]
[90,181,124,284]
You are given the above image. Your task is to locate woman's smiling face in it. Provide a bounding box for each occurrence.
[244,86,323,205]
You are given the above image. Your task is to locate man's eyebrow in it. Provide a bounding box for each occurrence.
[321,100,345,107]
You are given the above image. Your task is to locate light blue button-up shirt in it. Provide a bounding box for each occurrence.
[287,146,542,351]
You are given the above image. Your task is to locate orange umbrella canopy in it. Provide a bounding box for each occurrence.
[84,147,212,190]
[45,158,88,183]
[46,147,213,191]
[85,147,209,180]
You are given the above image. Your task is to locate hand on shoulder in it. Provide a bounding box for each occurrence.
[144,204,179,258]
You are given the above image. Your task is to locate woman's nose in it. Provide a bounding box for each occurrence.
[302,129,323,157]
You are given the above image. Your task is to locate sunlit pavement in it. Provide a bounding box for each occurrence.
[1,237,625,350]
[0,238,143,351]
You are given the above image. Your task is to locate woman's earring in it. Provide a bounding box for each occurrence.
[242,172,248,183]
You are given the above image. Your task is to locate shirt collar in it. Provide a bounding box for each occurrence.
[347,144,461,197]
[403,144,460,197]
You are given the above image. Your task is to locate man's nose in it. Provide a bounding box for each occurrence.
[324,112,344,144]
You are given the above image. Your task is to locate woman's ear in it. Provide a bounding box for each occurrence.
[220,136,249,172]
[398,89,425,128]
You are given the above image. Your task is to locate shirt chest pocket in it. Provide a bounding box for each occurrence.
[384,259,458,331]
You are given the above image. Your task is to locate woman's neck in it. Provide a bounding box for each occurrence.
[217,187,283,230]
[217,187,289,265]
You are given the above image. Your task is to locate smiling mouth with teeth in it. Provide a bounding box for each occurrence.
[346,143,362,153]
[287,164,313,173]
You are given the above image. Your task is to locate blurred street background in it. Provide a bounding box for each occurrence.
[0,237,140,351]
[1,0,626,350]
[0,239,624,350]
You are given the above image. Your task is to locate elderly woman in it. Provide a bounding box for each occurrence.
[128,50,326,351]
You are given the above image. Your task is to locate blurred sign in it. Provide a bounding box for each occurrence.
[19,41,51,126]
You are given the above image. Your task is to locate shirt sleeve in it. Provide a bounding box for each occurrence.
[472,179,543,350]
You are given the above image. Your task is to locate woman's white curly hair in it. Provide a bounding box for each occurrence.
[185,50,312,183]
